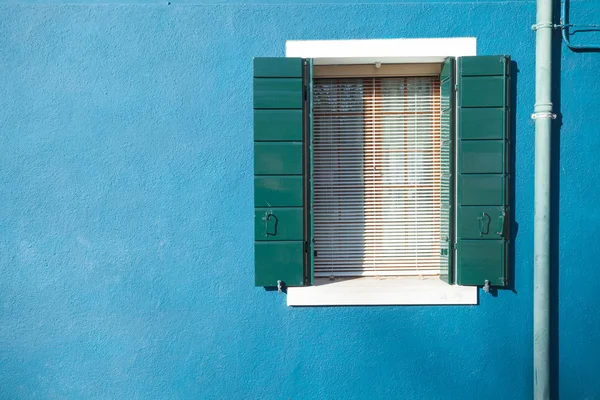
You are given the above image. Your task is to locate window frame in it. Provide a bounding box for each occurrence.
[311,74,444,279]
[286,38,478,306]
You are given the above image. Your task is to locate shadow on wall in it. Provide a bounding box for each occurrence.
[550,0,563,397]
[509,59,519,295]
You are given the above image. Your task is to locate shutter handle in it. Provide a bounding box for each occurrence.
[496,211,506,237]
[477,212,491,237]
[262,212,278,237]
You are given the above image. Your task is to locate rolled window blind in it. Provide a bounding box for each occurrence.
[313,76,442,277]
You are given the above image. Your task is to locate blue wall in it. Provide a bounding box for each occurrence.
[0,1,599,398]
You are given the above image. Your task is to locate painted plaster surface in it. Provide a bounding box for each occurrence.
[0,2,599,398]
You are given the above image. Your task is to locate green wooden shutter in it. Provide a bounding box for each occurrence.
[440,57,455,284]
[456,55,510,287]
[254,57,308,287]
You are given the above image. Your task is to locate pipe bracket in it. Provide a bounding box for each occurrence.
[531,112,557,120]
[531,22,555,30]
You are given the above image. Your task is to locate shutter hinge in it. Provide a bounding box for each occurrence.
[483,280,491,293]
[304,240,309,253]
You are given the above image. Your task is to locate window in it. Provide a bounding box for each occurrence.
[253,38,511,306]
[313,74,443,278]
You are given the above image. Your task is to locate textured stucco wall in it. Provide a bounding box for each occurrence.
[0,1,599,399]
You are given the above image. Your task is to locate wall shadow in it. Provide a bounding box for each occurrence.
[508,60,519,294]
[550,1,563,398]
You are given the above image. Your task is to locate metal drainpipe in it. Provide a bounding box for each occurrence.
[532,0,554,396]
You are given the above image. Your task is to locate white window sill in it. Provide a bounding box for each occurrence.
[287,277,478,306]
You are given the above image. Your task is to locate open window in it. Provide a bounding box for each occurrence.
[312,65,444,280]
[253,54,511,304]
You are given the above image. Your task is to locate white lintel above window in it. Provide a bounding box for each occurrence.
[286,37,477,65]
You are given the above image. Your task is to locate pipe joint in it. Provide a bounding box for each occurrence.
[535,102,553,110]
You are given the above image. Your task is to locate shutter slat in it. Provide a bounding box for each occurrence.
[313,76,444,277]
